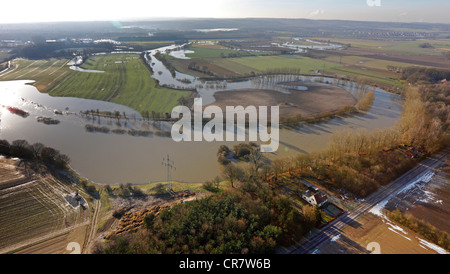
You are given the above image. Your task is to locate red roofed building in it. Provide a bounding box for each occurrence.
[302,189,328,207]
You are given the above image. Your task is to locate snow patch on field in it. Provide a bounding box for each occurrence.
[311,249,320,254]
[368,200,388,217]
[330,234,341,242]
[368,171,449,254]
[369,171,435,217]
[419,190,443,205]
[417,239,448,254]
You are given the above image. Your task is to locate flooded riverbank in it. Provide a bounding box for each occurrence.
[0,78,402,185]
[0,44,403,185]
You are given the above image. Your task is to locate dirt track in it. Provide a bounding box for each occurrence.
[208,82,356,118]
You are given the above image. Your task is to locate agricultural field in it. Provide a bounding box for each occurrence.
[184,45,241,59]
[316,213,440,254]
[156,37,449,91]
[165,44,413,88]
[210,81,356,118]
[226,55,341,74]
[50,53,193,115]
[0,157,91,254]
[0,58,71,92]
[183,43,265,59]
[315,38,450,55]
[168,54,344,79]
[0,49,12,63]
[0,53,193,115]
[384,159,450,234]
[323,55,417,71]
[328,66,400,87]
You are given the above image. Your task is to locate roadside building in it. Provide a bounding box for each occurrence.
[302,189,328,207]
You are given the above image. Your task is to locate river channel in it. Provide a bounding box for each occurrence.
[0,44,403,185]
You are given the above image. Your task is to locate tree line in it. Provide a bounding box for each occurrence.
[217,83,447,198]
[0,139,70,169]
[386,209,449,252]
[402,67,450,84]
[11,41,116,59]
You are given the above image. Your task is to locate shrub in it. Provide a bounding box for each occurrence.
[0,139,11,156]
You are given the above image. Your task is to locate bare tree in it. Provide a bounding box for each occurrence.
[222,164,244,188]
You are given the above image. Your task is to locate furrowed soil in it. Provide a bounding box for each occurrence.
[208,82,356,118]
[317,213,438,254]
[0,157,90,254]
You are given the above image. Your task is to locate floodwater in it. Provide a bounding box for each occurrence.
[0,45,403,185]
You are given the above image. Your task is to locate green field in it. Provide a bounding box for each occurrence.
[50,53,192,114]
[0,58,71,92]
[315,37,450,55]
[183,44,266,59]
[185,47,237,58]
[323,55,419,71]
[168,52,403,87]
[0,54,193,115]
[225,55,343,74]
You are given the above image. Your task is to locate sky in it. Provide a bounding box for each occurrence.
[1,0,449,24]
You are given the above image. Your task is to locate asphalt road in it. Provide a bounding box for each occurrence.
[286,147,450,254]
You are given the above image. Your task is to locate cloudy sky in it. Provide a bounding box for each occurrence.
[1,0,449,24]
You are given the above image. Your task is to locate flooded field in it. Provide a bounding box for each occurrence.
[0,45,403,185]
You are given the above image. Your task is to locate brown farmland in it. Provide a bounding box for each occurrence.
[208,82,357,118]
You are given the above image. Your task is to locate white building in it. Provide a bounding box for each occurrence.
[302,189,328,207]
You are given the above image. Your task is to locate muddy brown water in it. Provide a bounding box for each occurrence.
[0,45,403,185]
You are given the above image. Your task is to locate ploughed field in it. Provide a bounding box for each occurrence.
[208,82,357,118]
[0,157,90,253]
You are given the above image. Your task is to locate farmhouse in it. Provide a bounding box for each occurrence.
[302,189,328,207]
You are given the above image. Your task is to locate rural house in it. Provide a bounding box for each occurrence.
[302,189,328,207]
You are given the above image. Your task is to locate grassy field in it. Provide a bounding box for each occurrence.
[51,53,192,114]
[328,66,400,86]
[0,49,12,63]
[185,46,237,59]
[168,51,403,87]
[0,53,194,115]
[312,38,450,55]
[170,54,344,78]
[323,55,419,71]
[225,55,342,74]
[0,58,71,92]
[184,43,265,59]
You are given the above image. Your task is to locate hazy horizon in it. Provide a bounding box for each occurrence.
[1,0,449,25]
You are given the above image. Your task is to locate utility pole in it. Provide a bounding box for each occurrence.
[162,154,175,192]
